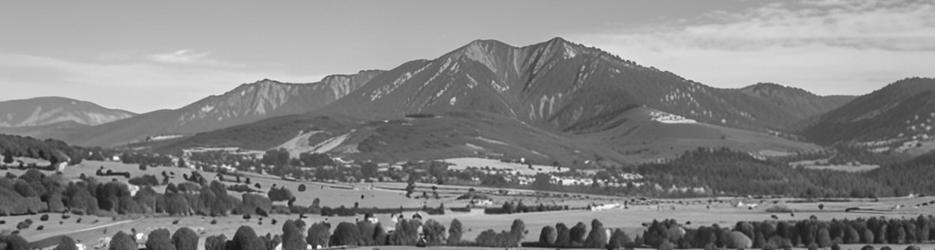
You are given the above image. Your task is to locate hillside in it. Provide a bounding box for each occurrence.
[802,77,935,153]
[738,83,854,123]
[0,96,135,127]
[53,70,383,147]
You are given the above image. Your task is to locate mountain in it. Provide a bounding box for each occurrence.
[0,96,135,127]
[803,77,935,153]
[325,38,840,133]
[54,70,383,147]
[147,38,825,164]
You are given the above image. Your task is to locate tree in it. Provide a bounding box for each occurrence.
[204,235,227,250]
[361,162,378,178]
[510,219,526,246]
[331,222,361,246]
[146,228,177,250]
[585,219,607,248]
[53,236,78,250]
[262,149,290,167]
[448,219,463,245]
[282,220,306,250]
[172,227,199,250]
[609,229,632,249]
[727,231,753,249]
[268,186,295,202]
[539,226,557,245]
[817,227,833,247]
[1,234,29,250]
[306,222,331,248]
[555,223,571,247]
[229,226,264,250]
[422,219,446,245]
[109,231,137,250]
[2,150,13,164]
[570,222,588,246]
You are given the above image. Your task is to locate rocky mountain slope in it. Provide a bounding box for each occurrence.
[325,38,846,134]
[55,70,383,147]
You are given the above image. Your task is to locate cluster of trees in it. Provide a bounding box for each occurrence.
[632,148,896,198]
[119,152,174,168]
[869,150,935,196]
[633,216,935,250]
[1,134,84,166]
[0,169,64,215]
[0,168,276,217]
[483,200,573,214]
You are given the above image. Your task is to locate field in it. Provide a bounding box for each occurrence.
[3,160,935,249]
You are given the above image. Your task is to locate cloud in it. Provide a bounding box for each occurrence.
[147,49,242,67]
[571,0,935,95]
[0,52,326,113]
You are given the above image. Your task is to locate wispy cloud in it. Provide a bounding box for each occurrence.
[147,49,242,67]
[572,0,935,95]
[0,52,325,113]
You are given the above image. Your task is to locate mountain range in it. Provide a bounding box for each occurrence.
[2,37,931,165]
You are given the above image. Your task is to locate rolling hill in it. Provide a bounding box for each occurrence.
[52,70,383,147]
[0,96,135,127]
[802,77,935,154]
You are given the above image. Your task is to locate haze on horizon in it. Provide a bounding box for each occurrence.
[1,0,933,113]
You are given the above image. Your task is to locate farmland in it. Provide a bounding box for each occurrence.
[3,160,935,249]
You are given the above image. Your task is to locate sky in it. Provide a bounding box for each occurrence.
[1,0,933,113]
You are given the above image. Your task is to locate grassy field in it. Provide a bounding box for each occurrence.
[3,160,935,249]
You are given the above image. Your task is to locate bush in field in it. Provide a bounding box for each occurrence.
[448,219,463,245]
[145,228,176,250]
[171,227,198,250]
[109,231,136,250]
